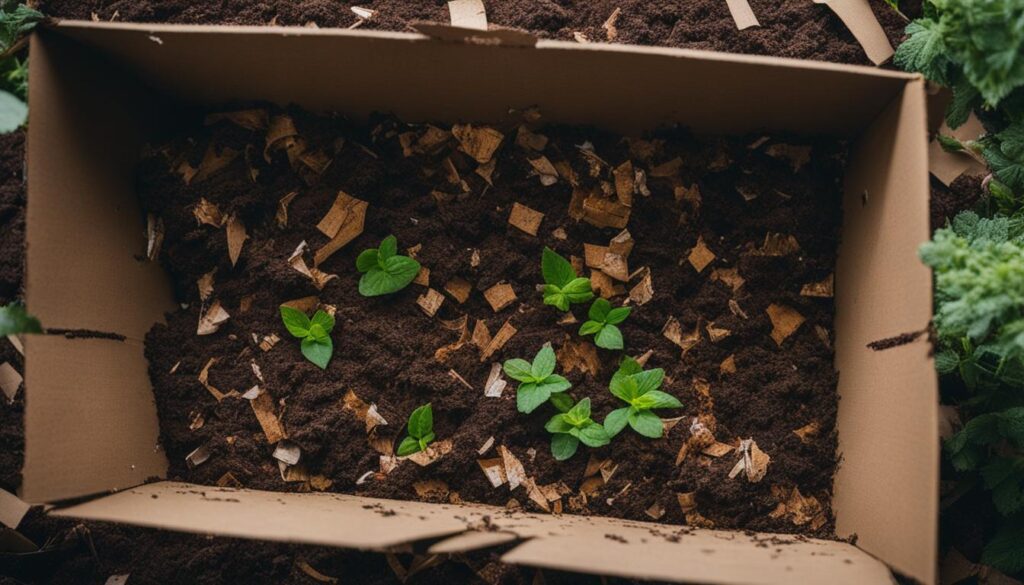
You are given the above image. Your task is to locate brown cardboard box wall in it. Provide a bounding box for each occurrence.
[23,22,936,584]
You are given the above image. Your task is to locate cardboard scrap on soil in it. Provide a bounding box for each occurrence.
[444,277,472,304]
[452,124,504,164]
[416,288,445,317]
[687,236,716,272]
[249,388,287,443]
[793,421,821,443]
[197,270,215,301]
[557,338,601,377]
[766,303,805,345]
[342,389,388,433]
[662,316,701,358]
[288,241,338,290]
[483,282,517,312]
[313,191,368,266]
[480,319,516,362]
[710,267,744,292]
[276,191,299,228]
[197,300,230,336]
[484,363,507,397]
[729,438,771,483]
[193,198,225,227]
[226,215,247,266]
[0,362,22,402]
[198,358,236,401]
[578,189,631,229]
[769,485,827,529]
[528,157,559,186]
[406,439,453,466]
[814,0,894,65]
[146,214,164,261]
[725,0,760,30]
[801,273,834,297]
[435,317,472,362]
[508,202,544,236]
[754,232,800,256]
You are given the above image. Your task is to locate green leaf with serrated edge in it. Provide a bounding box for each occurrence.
[605,306,631,325]
[280,305,311,338]
[503,358,536,382]
[545,414,574,433]
[604,407,631,437]
[535,374,571,395]
[578,422,610,448]
[541,247,576,287]
[633,368,664,395]
[550,392,574,413]
[629,409,664,438]
[0,303,41,336]
[566,397,591,424]
[301,337,333,369]
[356,249,379,272]
[579,320,604,336]
[378,235,398,261]
[517,383,550,414]
[982,523,1024,574]
[594,324,623,349]
[310,310,335,333]
[642,390,683,409]
[408,404,433,439]
[551,433,580,460]
[396,436,422,457]
[588,298,611,322]
[532,344,557,380]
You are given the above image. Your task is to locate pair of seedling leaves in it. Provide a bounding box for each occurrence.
[504,346,681,460]
[396,403,435,457]
[280,306,335,369]
[542,248,631,350]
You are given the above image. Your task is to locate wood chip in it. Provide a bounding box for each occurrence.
[801,274,834,298]
[508,202,544,236]
[193,198,225,227]
[792,421,820,443]
[452,124,504,163]
[478,458,508,488]
[720,354,737,374]
[0,362,22,402]
[755,233,800,256]
[413,479,450,499]
[766,304,805,345]
[197,300,230,336]
[251,389,287,443]
[484,363,507,397]
[557,338,601,376]
[313,192,368,266]
[629,269,653,305]
[710,267,744,292]
[276,191,299,228]
[498,445,527,490]
[527,156,559,186]
[687,236,716,273]
[480,320,516,362]
[444,278,472,304]
[416,288,445,317]
[342,389,389,433]
[226,214,247,266]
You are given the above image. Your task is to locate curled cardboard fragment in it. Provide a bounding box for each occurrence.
[406,439,453,466]
[769,485,827,529]
[289,241,338,290]
[276,191,299,228]
[766,303,805,346]
[197,300,230,336]
[444,278,472,304]
[417,288,445,317]
[814,0,894,65]
[0,362,23,403]
[480,319,516,362]
[527,157,559,186]
[226,215,247,266]
[342,389,388,433]
[146,214,164,261]
[484,363,507,397]
[728,438,770,483]
[250,389,287,443]
[801,274,834,298]
[710,267,744,292]
[193,198,225,227]
[557,338,600,377]
[314,192,368,266]
[629,268,653,305]
[725,0,760,30]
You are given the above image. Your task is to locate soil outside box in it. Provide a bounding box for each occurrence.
[22,21,936,585]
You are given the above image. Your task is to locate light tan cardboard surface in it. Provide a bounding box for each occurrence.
[834,79,937,585]
[725,0,760,30]
[0,489,29,529]
[28,22,933,584]
[929,114,988,185]
[814,0,895,65]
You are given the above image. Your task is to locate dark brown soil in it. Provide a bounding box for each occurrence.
[40,0,915,67]
[0,130,25,307]
[930,174,985,231]
[137,105,842,535]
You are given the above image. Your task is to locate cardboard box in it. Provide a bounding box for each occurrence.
[23,21,937,584]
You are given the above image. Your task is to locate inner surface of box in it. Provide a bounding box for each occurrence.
[24,23,935,585]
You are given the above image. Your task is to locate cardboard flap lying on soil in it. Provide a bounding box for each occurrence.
[55,481,894,585]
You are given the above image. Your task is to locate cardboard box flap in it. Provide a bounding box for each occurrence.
[22,336,166,503]
[50,21,914,137]
[833,79,937,584]
[55,482,893,584]
[26,32,175,340]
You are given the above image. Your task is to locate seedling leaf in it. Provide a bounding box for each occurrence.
[546,397,605,460]
[504,345,574,413]
[397,403,435,456]
[605,357,680,438]
[579,298,631,349]
[357,235,421,296]
[280,306,335,368]
[0,303,41,336]
[629,409,663,438]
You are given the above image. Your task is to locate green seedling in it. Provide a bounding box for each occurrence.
[356,235,421,297]
[579,298,631,350]
[545,398,610,460]
[603,357,682,439]
[0,303,40,336]
[540,247,593,311]
[503,343,572,414]
[397,403,434,457]
[280,305,335,369]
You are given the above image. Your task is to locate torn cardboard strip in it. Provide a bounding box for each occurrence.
[725,0,760,30]
[929,115,987,185]
[448,0,487,31]
[814,0,894,65]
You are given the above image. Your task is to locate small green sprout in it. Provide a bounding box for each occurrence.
[541,247,593,311]
[356,235,421,297]
[503,343,572,414]
[280,305,335,369]
[0,303,41,336]
[603,357,682,439]
[545,398,610,460]
[397,403,434,456]
[579,298,631,349]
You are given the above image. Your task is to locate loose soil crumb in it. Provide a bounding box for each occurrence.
[139,105,843,536]
[40,0,915,67]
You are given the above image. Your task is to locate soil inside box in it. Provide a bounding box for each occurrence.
[139,105,843,536]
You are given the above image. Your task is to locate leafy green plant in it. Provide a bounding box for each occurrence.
[0,2,41,133]
[0,303,40,336]
[603,357,681,439]
[356,235,421,297]
[540,247,592,311]
[0,2,43,56]
[544,398,610,460]
[397,403,434,457]
[503,344,572,414]
[579,298,631,350]
[279,305,335,369]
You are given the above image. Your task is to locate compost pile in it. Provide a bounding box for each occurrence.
[138,105,845,536]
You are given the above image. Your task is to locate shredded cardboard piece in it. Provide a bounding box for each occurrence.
[197,301,230,336]
[662,316,684,346]
[295,559,338,583]
[449,369,473,390]
[435,318,471,362]
[342,389,389,433]
[186,444,212,468]
[710,267,744,292]
[766,303,806,345]
[251,389,287,443]
[198,358,233,401]
[313,193,368,266]
[702,441,736,458]
[478,436,495,456]
[498,446,528,491]
[470,319,491,349]
[104,575,130,585]
[769,485,826,529]
[602,7,620,40]
[516,126,548,151]
[483,282,517,312]
[281,296,319,313]
[273,440,302,466]
[205,108,269,131]
[0,362,22,403]
[527,157,559,186]
[414,479,451,500]
[216,471,243,488]
[351,6,376,20]
[725,0,760,29]
[600,252,629,282]
[276,191,299,228]
[801,273,834,298]
[480,320,516,362]
[196,270,215,301]
[5,335,23,356]
[447,0,488,29]
[792,421,821,443]
[929,115,987,185]
[728,438,771,483]
[580,192,631,229]
[583,244,608,270]
[193,144,239,183]
[478,457,508,488]
[628,268,653,305]
[406,439,453,466]
[705,322,732,343]
[444,277,472,304]
[264,114,299,162]
[814,0,894,65]
[413,266,430,287]
[755,232,800,256]
[484,363,507,397]
[612,161,634,206]
[257,334,280,352]
[720,354,737,374]
[146,214,164,261]
[557,338,601,377]
[687,236,716,272]
[644,502,666,520]
[452,124,504,164]
[288,241,338,290]
[416,288,445,317]
[508,202,544,236]
[193,198,225,227]
[226,215,247,266]
[728,299,749,320]
[676,491,697,514]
